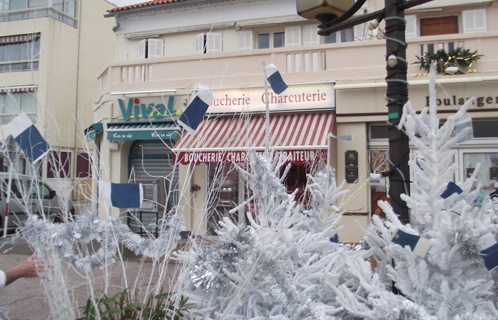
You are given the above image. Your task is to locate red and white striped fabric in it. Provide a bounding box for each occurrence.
[173,113,335,165]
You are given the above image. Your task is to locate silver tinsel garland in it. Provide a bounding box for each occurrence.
[17,208,183,272]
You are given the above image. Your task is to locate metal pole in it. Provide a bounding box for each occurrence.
[385,0,410,224]
[262,61,270,157]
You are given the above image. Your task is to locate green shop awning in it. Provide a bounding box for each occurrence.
[84,123,104,141]
[107,121,179,141]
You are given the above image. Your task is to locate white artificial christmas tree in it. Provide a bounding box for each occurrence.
[358,64,498,319]
[180,153,438,319]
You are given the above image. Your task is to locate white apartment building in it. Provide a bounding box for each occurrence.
[98,0,498,241]
[0,0,116,202]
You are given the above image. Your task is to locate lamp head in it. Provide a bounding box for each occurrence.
[296,0,355,24]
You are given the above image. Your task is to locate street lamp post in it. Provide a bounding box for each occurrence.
[296,0,433,224]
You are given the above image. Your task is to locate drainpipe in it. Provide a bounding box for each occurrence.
[112,14,120,33]
[72,0,84,204]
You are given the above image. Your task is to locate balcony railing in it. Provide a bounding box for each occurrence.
[97,31,498,99]
[0,7,76,27]
[0,61,39,73]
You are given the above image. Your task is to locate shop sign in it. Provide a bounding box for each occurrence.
[175,149,328,165]
[345,150,358,184]
[108,130,178,141]
[117,96,175,121]
[207,83,334,113]
[425,95,498,108]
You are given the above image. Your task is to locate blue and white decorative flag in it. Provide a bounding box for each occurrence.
[391,228,432,258]
[479,232,498,271]
[330,234,339,243]
[440,181,463,199]
[266,63,288,95]
[99,181,143,209]
[6,112,50,164]
[178,84,213,135]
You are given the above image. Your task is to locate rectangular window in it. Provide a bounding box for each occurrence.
[258,33,270,49]
[273,32,284,48]
[0,91,37,117]
[137,39,164,59]
[341,28,354,42]
[405,15,417,37]
[194,33,222,54]
[47,151,70,179]
[76,152,91,178]
[257,32,284,49]
[420,16,458,36]
[52,0,76,17]
[462,9,486,33]
[303,24,319,45]
[285,26,301,47]
[427,43,434,54]
[238,30,253,51]
[324,32,337,44]
[0,35,40,73]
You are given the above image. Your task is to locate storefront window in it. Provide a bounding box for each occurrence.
[207,163,240,235]
[462,152,498,206]
[206,161,316,235]
[370,150,390,218]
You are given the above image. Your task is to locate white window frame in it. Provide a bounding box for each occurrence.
[462,9,487,33]
[238,30,253,51]
[195,33,222,54]
[285,25,301,47]
[405,15,417,38]
[147,39,164,58]
[206,32,222,53]
[137,39,164,59]
[303,24,319,46]
[138,39,146,59]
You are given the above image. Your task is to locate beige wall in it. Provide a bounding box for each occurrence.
[98,0,498,241]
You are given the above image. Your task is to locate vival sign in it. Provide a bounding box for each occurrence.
[207,83,334,113]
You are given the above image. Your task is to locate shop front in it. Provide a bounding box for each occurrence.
[335,75,498,222]
[173,83,336,236]
[98,94,184,234]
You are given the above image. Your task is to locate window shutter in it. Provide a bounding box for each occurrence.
[405,15,417,37]
[137,39,146,59]
[147,39,163,58]
[238,30,253,51]
[303,24,319,45]
[194,33,204,54]
[463,9,486,33]
[285,26,301,47]
[206,33,222,53]
[353,23,367,41]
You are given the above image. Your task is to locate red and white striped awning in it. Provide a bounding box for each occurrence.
[173,113,335,165]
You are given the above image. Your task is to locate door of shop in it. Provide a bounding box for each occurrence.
[128,140,179,236]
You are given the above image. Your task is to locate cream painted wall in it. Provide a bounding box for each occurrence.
[335,122,369,214]
[337,215,369,243]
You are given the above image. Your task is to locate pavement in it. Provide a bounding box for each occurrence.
[0,233,182,320]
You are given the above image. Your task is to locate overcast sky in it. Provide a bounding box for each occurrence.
[109,0,144,7]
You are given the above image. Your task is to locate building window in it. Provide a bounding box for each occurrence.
[285,26,301,47]
[462,9,486,33]
[51,0,76,17]
[257,31,285,49]
[47,151,71,178]
[76,152,91,178]
[137,39,164,59]
[238,30,253,51]
[420,16,458,36]
[0,0,75,18]
[0,34,40,73]
[323,27,355,43]
[303,24,319,45]
[195,33,222,54]
[0,91,37,124]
